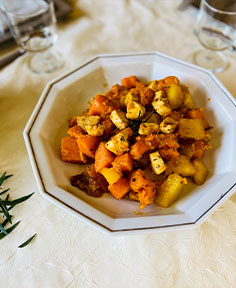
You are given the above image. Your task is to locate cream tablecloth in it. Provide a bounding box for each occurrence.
[1,0,236,287]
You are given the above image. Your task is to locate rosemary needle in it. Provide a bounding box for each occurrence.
[18,233,37,248]
[0,221,21,240]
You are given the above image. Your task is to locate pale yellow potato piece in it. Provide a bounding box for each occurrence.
[156,173,186,208]
[167,83,184,110]
[172,155,196,177]
[181,85,194,109]
[193,159,209,185]
[179,118,205,140]
[100,168,121,186]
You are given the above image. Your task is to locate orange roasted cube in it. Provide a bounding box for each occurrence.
[61,136,87,163]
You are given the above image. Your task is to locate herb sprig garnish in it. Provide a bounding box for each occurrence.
[129,110,155,138]
[0,172,36,247]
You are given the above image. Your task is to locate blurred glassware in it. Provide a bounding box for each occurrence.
[193,0,236,72]
[0,0,63,73]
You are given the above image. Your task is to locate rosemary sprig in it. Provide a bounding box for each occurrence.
[18,233,37,248]
[129,110,155,138]
[0,172,36,247]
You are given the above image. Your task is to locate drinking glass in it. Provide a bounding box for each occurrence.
[0,0,63,73]
[194,0,236,72]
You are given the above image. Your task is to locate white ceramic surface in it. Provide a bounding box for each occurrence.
[24,52,236,235]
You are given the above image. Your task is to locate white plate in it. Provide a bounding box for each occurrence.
[24,51,236,235]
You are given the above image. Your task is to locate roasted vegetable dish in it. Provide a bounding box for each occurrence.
[60,75,212,209]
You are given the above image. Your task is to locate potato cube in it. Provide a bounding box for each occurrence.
[179,118,205,140]
[204,130,212,142]
[110,110,129,130]
[181,85,194,109]
[156,174,186,208]
[172,155,196,177]
[159,117,178,134]
[100,167,121,185]
[150,151,167,174]
[167,83,184,110]
[126,101,146,120]
[193,159,209,185]
[138,123,159,135]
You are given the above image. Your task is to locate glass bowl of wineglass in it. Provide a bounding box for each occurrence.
[0,0,63,74]
[194,0,236,72]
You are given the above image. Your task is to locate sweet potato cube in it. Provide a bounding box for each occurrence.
[109,177,130,200]
[67,125,84,138]
[61,137,87,163]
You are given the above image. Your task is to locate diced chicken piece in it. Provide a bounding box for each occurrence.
[105,128,133,155]
[150,151,167,175]
[77,115,100,130]
[124,90,140,106]
[110,110,129,130]
[138,123,159,135]
[152,91,171,117]
[85,124,105,136]
[148,80,159,92]
[126,101,146,120]
[159,117,178,134]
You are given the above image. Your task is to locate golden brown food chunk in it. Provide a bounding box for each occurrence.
[179,118,205,140]
[61,137,87,164]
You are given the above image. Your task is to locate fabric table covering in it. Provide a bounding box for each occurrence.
[0,0,236,287]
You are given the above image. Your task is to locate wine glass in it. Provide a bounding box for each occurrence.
[0,0,63,74]
[193,0,236,72]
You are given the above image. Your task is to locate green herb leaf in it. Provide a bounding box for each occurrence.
[0,172,13,187]
[0,221,20,240]
[18,233,36,248]
[0,223,7,235]
[0,200,12,223]
[0,188,10,196]
[143,110,155,123]
[5,192,34,211]
[1,217,11,228]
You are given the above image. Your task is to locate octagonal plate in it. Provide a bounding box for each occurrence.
[24,52,236,235]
